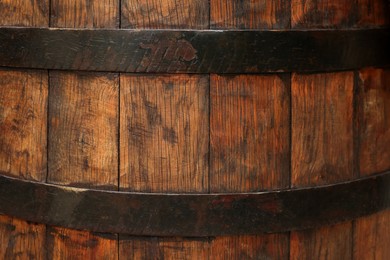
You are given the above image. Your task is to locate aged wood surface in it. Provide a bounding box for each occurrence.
[0,215,46,260]
[210,0,290,29]
[118,2,211,258]
[2,170,388,236]
[51,0,119,28]
[1,28,388,74]
[48,72,118,188]
[0,70,48,181]
[0,0,49,27]
[210,75,290,192]
[290,72,354,259]
[45,2,121,258]
[291,0,390,28]
[47,71,119,258]
[121,0,209,29]
[0,1,49,258]
[120,237,209,259]
[209,2,292,258]
[120,75,209,193]
[354,68,390,260]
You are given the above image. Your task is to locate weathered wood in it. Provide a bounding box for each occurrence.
[0,1,49,258]
[119,237,210,259]
[357,68,390,175]
[121,0,209,29]
[0,69,48,181]
[46,227,118,260]
[0,69,48,259]
[1,28,388,73]
[0,171,389,236]
[51,0,119,28]
[291,0,390,28]
[354,68,390,260]
[353,209,390,260]
[210,234,289,260]
[210,75,290,192]
[120,75,209,193]
[0,0,49,27]
[290,72,354,259]
[0,215,46,260]
[48,71,119,189]
[210,0,290,29]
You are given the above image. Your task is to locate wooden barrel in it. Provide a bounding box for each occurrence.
[0,0,389,259]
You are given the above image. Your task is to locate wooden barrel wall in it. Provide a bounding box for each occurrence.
[0,0,389,259]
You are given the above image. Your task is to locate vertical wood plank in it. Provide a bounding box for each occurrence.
[353,68,390,260]
[0,0,49,27]
[51,0,119,28]
[121,0,209,29]
[209,74,290,258]
[120,75,209,193]
[210,234,289,260]
[0,69,48,259]
[119,2,211,258]
[210,0,291,29]
[209,2,291,258]
[47,71,119,258]
[210,75,290,192]
[290,72,354,260]
[0,215,46,260]
[357,68,390,175]
[46,228,118,260]
[48,72,119,189]
[47,2,120,258]
[291,0,389,28]
[0,70,48,181]
[119,237,209,259]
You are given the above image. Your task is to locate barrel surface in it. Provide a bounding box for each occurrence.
[0,1,389,260]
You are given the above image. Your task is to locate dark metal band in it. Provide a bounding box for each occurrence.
[0,171,389,237]
[0,28,388,74]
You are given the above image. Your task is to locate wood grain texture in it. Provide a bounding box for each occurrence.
[121,0,209,29]
[0,215,46,260]
[357,68,390,175]
[290,222,352,260]
[47,71,119,259]
[48,71,118,189]
[291,72,354,187]
[0,69,48,181]
[210,234,289,260]
[354,68,390,260]
[209,75,290,258]
[291,0,390,28]
[210,0,290,29]
[0,0,49,26]
[353,209,390,260]
[119,237,209,259]
[51,0,119,28]
[290,72,354,259]
[47,227,118,260]
[210,74,290,192]
[120,75,209,193]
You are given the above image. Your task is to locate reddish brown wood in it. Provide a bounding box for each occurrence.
[51,0,119,28]
[291,0,389,28]
[121,0,209,29]
[210,0,290,29]
[120,75,209,193]
[354,68,390,260]
[290,72,354,259]
[0,0,49,27]
[210,75,290,192]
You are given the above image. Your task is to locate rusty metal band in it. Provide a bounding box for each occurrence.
[0,171,389,237]
[0,27,388,73]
